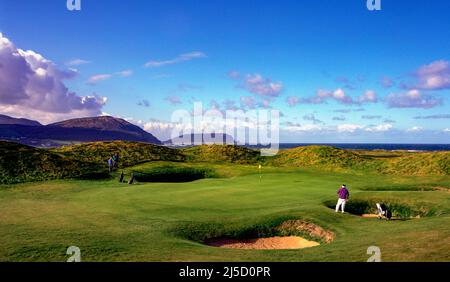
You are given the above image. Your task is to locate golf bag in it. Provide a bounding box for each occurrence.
[376,203,392,220]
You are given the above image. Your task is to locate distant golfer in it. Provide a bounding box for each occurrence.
[108,157,113,173]
[336,184,350,213]
[112,153,120,168]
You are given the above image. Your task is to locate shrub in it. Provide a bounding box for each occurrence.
[132,166,214,182]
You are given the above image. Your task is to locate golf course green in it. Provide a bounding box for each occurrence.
[0,141,449,262]
[1,154,449,261]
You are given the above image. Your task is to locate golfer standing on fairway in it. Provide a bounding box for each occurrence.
[336,184,350,213]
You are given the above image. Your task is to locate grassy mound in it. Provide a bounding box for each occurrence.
[379,151,450,176]
[181,145,262,164]
[323,198,438,219]
[271,146,375,171]
[52,141,185,167]
[132,165,214,182]
[271,146,450,175]
[0,141,106,184]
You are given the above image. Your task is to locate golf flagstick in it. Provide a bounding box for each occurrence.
[259,164,262,182]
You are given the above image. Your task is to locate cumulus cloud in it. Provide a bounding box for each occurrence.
[413,60,450,90]
[365,123,393,132]
[407,126,424,132]
[286,96,300,107]
[386,89,442,109]
[0,33,106,124]
[283,121,396,135]
[299,89,377,105]
[241,73,284,97]
[135,115,268,143]
[144,51,206,68]
[299,88,351,104]
[230,72,284,108]
[337,124,365,133]
[358,90,377,103]
[337,123,393,133]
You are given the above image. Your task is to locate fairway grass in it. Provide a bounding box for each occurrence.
[0,164,449,262]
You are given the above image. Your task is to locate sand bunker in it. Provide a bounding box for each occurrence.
[361,214,419,220]
[207,236,320,250]
[361,214,380,218]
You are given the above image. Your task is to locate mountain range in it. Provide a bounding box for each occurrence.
[0,115,161,147]
[0,114,42,126]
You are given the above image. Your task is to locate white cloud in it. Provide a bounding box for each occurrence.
[358,90,377,103]
[242,73,284,97]
[365,123,393,132]
[65,58,91,66]
[284,123,324,132]
[386,89,442,109]
[414,60,450,90]
[407,126,424,132]
[144,51,206,68]
[87,74,112,84]
[116,69,133,77]
[337,124,365,133]
[87,69,133,85]
[0,33,106,124]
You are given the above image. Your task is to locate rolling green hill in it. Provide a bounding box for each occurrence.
[377,151,450,175]
[0,141,105,184]
[52,140,185,167]
[181,144,262,164]
[271,146,450,176]
[270,146,376,171]
[1,141,449,185]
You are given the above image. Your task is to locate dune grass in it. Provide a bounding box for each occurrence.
[0,163,449,262]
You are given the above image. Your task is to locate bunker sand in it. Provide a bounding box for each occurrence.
[207,236,320,250]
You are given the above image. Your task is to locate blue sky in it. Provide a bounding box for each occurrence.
[0,0,449,143]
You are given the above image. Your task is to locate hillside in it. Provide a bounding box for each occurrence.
[376,151,450,176]
[0,115,161,147]
[1,141,448,185]
[181,144,262,164]
[271,146,374,171]
[0,141,105,184]
[271,145,450,175]
[0,114,42,126]
[52,141,185,167]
